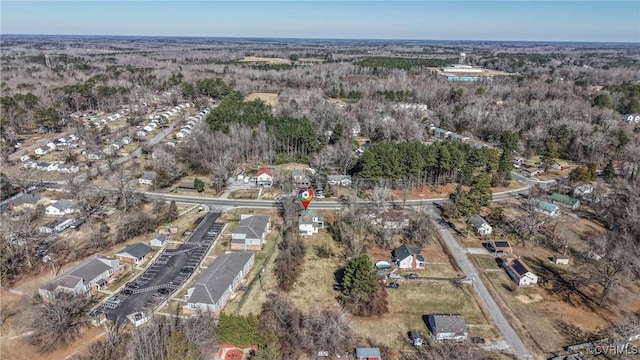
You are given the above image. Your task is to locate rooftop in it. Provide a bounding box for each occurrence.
[188,252,254,306]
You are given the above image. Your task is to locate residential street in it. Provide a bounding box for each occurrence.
[431,211,533,360]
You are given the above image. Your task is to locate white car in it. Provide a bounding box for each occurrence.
[388,273,402,279]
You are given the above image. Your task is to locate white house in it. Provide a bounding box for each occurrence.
[150,233,169,248]
[58,164,79,173]
[46,199,80,216]
[392,244,426,269]
[136,130,148,137]
[176,131,186,139]
[327,175,352,187]
[298,210,324,236]
[34,146,50,156]
[36,162,59,172]
[256,168,273,187]
[138,171,157,186]
[470,215,492,236]
[504,258,538,286]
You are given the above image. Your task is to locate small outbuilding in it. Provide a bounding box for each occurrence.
[552,254,570,265]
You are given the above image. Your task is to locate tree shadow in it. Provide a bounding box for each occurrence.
[523,256,600,312]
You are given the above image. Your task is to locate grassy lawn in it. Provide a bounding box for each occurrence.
[351,281,495,349]
[228,189,260,199]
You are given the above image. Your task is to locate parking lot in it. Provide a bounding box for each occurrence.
[97,212,224,322]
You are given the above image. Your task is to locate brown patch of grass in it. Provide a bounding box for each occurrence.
[228,189,259,199]
[239,56,291,64]
[246,92,279,107]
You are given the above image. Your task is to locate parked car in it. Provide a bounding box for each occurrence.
[386,282,400,288]
[405,273,418,279]
[388,273,402,279]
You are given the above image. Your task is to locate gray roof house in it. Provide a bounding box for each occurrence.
[231,215,271,251]
[39,216,75,234]
[38,255,122,299]
[291,169,311,187]
[45,199,80,216]
[150,233,169,248]
[327,175,352,187]
[392,244,426,270]
[470,215,492,236]
[115,243,152,264]
[355,347,382,360]
[184,252,254,314]
[426,314,468,342]
[138,171,157,186]
[8,192,47,210]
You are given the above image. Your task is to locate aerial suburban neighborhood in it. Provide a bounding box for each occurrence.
[0,3,639,360]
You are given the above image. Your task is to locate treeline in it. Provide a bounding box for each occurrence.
[354,56,455,70]
[206,91,321,161]
[351,141,505,187]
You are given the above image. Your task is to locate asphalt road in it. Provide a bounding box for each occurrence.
[144,186,528,210]
[432,212,533,359]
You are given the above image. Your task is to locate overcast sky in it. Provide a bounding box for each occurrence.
[1,1,639,42]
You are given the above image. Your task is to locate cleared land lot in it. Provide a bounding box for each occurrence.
[239,56,291,64]
[246,92,279,106]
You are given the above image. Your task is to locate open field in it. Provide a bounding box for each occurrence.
[239,56,291,64]
[246,92,279,106]
[351,281,496,349]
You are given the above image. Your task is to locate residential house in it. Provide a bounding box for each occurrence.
[355,348,382,360]
[503,257,538,286]
[552,255,570,265]
[183,252,254,315]
[291,169,311,187]
[115,243,152,264]
[176,131,187,138]
[470,215,492,236]
[256,168,273,187]
[121,136,132,145]
[136,130,148,137]
[553,162,570,171]
[551,193,580,210]
[34,146,51,156]
[138,171,157,186]
[573,184,593,199]
[298,210,324,236]
[529,199,560,217]
[449,133,470,142]
[40,217,75,233]
[21,159,37,169]
[58,164,79,173]
[150,233,169,248]
[38,255,122,299]
[36,162,58,171]
[327,175,352,187]
[486,240,513,256]
[426,314,468,342]
[69,218,85,230]
[7,192,49,211]
[381,211,409,229]
[87,153,102,161]
[431,127,451,139]
[102,146,117,156]
[45,199,80,216]
[231,215,271,251]
[392,244,426,269]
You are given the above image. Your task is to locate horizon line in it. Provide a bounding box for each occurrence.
[2,33,639,45]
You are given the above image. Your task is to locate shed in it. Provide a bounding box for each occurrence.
[552,255,570,265]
